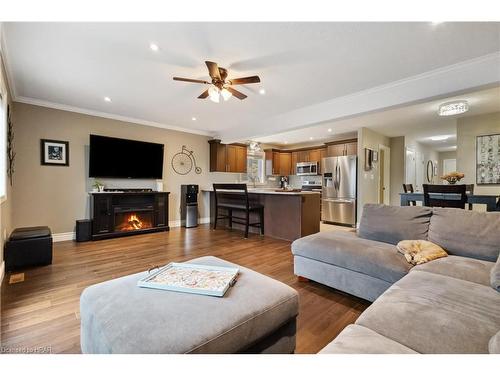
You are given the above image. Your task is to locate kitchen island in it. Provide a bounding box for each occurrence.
[202,188,320,241]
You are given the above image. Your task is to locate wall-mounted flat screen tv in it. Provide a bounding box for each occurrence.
[89,134,164,179]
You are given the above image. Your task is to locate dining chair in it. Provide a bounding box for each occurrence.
[402,184,416,206]
[423,184,467,209]
[465,184,474,210]
[213,183,264,238]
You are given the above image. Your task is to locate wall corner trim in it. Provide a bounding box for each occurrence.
[0,261,5,285]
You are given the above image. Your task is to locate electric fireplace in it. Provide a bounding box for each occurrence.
[90,191,169,240]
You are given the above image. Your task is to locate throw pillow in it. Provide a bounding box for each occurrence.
[397,239,447,265]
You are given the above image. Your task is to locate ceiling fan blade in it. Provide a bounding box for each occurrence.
[198,89,209,99]
[173,77,210,84]
[227,87,247,100]
[205,61,221,80]
[228,76,261,85]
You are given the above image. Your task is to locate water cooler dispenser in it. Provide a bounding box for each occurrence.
[180,185,199,228]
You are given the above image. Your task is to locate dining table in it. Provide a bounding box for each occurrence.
[400,192,500,211]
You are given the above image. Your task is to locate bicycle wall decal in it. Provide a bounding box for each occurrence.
[171,145,202,175]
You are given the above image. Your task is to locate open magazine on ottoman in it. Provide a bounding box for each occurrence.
[137,262,239,297]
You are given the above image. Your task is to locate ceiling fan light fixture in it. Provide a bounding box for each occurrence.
[208,86,220,103]
[221,88,232,101]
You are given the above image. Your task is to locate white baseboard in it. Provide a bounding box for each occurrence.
[52,232,76,242]
[51,218,211,242]
[0,261,5,284]
[169,217,211,228]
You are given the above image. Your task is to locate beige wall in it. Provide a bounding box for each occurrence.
[11,103,239,234]
[389,136,405,206]
[357,127,390,217]
[457,112,500,196]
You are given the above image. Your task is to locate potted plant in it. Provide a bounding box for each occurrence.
[440,172,465,185]
[93,180,105,192]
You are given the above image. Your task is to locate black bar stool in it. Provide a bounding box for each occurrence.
[213,184,264,238]
[402,184,416,206]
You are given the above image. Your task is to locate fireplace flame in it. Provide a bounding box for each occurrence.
[128,214,143,230]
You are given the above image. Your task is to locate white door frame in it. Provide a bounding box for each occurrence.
[378,144,391,204]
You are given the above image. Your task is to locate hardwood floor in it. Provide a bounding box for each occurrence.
[1,225,370,354]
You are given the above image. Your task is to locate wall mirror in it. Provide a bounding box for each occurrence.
[426,160,435,183]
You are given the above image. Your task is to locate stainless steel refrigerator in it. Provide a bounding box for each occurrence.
[321,155,357,226]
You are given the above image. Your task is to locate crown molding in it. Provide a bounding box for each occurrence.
[14,96,215,137]
[220,52,500,143]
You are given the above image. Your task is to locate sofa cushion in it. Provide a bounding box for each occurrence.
[319,324,418,354]
[358,204,432,245]
[428,208,500,261]
[80,256,299,353]
[412,255,494,286]
[291,230,412,284]
[489,330,500,354]
[356,270,500,353]
[491,255,500,292]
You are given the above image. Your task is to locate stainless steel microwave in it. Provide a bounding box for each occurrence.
[296,161,318,176]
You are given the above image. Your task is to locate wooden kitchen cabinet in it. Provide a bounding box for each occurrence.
[326,139,358,157]
[265,149,281,175]
[291,152,299,174]
[308,149,321,163]
[209,140,247,173]
[319,148,327,174]
[327,143,346,157]
[344,141,358,156]
[279,152,292,176]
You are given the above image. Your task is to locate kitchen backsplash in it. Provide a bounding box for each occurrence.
[288,175,322,188]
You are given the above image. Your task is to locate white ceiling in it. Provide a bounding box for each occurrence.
[2,22,500,140]
[256,86,500,152]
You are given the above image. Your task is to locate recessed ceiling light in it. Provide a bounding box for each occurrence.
[191,117,197,121]
[150,43,159,52]
[284,141,288,144]
[309,137,314,140]
[104,97,112,102]
[259,88,266,95]
[438,100,469,116]
[327,128,332,132]
[430,135,449,141]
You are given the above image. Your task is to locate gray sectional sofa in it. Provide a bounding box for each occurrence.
[292,204,500,354]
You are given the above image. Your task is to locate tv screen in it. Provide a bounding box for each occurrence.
[89,134,164,179]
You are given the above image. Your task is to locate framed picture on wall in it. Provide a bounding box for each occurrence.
[41,139,70,166]
[476,134,500,185]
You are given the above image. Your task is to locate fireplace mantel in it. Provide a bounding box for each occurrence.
[90,191,170,240]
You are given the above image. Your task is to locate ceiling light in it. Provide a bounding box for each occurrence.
[328,128,332,132]
[104,96,112,102]
[150,43,159,51]
[430,135,450,141]
[438,100,469,116]
[259,88,266,95]
[309,137,314,140]
[191,117,197,121]
[221,88,232,101]
[208,86,220,103]
[284,141,288,144]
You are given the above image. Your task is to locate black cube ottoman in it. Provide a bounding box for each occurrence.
[4,226,53,271]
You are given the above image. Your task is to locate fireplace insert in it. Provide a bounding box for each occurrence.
[90,192,169,240]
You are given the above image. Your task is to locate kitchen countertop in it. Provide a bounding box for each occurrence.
[201,187,320,196]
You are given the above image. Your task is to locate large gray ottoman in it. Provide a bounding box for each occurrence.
[80,256,299,353]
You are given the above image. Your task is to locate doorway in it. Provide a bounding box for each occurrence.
[378,145,391,204]
[442,158,457,184]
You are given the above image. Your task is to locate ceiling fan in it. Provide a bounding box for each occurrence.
[173,61,261,102]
